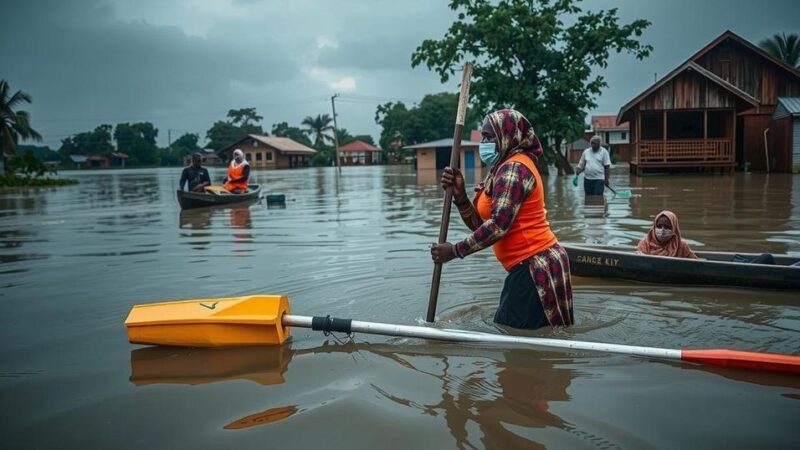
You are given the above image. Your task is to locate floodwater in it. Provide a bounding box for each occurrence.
[1,165,798,450]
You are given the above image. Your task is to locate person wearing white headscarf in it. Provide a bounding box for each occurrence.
[223,149,251,193]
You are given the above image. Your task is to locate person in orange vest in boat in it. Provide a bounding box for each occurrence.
[431,109,574,330]
[223,149,250,193]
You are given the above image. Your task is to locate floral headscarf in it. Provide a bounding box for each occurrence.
[482,109,543,195]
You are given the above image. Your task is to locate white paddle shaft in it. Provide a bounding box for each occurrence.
[282,314,681,360]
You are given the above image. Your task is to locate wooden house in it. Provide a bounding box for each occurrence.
[404,138,482,173]
[770,97,800,173]
[217,134,317,169]
[338,140,382,165]
[618,30,800,175]
[591,115,631,162]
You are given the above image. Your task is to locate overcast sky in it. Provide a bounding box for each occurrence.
[3,0,799,149]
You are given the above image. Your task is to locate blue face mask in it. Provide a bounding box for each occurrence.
[479,142,499,166]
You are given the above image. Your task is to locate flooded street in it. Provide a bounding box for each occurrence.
[1,165,798,449]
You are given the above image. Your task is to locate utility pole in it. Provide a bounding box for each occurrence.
[331,94,342,174]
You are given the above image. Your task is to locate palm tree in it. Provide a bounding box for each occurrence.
[759,33,800,68]
[1,80,42,159]
[301,114,334,148]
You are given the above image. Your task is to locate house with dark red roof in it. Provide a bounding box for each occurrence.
[590,115,631,162]
[338,139,382,165]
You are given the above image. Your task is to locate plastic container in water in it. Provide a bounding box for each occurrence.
[266,194,286,203]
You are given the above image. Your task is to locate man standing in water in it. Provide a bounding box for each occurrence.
[575,136,611,196]
[179,153,211,192]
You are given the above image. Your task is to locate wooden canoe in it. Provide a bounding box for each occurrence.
[562,243,800,290]
[177,184,261,210]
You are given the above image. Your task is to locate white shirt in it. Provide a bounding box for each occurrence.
[578,147,611,180]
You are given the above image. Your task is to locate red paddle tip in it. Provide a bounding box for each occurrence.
[682,349,800,375]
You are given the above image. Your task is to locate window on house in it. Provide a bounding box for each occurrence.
[621,132,627,140]
[266,151,273,161]
[246,153,252,161]
[256,152,263,161]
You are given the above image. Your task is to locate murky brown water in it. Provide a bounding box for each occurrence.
[1,165,798,449]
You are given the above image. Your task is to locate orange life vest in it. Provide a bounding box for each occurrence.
[224,162,248,192]
[475,153,557,270]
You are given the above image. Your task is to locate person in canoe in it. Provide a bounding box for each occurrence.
[178,153,211,192]
[431,109,574,330]
[223,149,250,194]
[636,210,698,259]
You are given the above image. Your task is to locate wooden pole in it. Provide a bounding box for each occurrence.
[426,62,473,323]
[331,94,342,174]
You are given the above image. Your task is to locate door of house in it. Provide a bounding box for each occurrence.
[736,116,745,170]
[793,118,800,173]
[435,147,450,170]
[464,150,474,169]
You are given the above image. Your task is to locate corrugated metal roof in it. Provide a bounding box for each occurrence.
[249,134,317,154]
[773,97,800,120]
[69,155,88,163]
[403,138,481,149]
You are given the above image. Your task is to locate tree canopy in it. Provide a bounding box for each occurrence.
[760,33,800,68]
[271,121,313,146]
[1,79,42,159]
[58,125,114,161]
[114,122,159,165]
[411,0,651,173]
[374,92,480,160]
[206,108,265,150]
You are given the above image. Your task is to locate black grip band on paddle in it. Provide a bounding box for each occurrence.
[311,315,352,335]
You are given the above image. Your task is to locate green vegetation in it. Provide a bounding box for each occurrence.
[1,151,78,187]
[205,108,264,151]
[1,80,77,187]
[0,173,78,187]
[374,92,480,162]
[759,33,800,68]
[1,79,42,162]
[411,0,651,174]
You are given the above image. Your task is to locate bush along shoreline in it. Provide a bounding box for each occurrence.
[0,173,79,187]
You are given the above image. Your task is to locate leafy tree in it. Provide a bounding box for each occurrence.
[58,125,114,162]
[375,92,480,161]
[206,108,265,150]
[171,133,200,156]
[411,0,651,174]
[17,145,60,163]
[335,127,354,145]
[301,114,334,148]
[271,121,313,146]
[759,33,800,68]
[1,80,42,167]
[227,107,263,127]
[114,122,159,166]
[352,134,376,146]
[7,150,55,180]
[157,133,200,166]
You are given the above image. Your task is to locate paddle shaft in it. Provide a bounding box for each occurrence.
[427,62,473,323]
[282,314,800,374]
[285,314,680,359]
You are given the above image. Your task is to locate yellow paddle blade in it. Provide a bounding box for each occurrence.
[125,295,290,347]
[204,185,230,194]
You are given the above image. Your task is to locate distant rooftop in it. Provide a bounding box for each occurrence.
[403,138,481,149]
